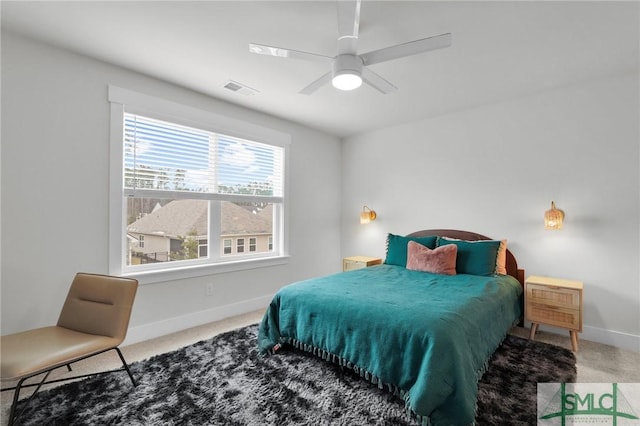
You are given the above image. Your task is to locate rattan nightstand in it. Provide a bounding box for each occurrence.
[525,275,583,352]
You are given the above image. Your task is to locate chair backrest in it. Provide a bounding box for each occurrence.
[57,273,138,343]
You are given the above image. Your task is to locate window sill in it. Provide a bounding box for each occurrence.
[119,255,290,285]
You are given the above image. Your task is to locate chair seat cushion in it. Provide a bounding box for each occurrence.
[1,326,120,380]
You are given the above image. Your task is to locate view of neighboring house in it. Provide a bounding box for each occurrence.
[127,200,272,264]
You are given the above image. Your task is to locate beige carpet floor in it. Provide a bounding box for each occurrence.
[2,309,639,424]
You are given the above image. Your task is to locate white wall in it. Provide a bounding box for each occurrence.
[2,30,639,352]
[342,72,640,351]
[0,32,342,342]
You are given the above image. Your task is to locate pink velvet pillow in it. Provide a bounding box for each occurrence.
[406,241,457,275]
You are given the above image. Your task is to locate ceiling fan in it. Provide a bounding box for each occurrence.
[249,0,452,94]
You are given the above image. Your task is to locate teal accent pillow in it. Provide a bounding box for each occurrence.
[385,234,438,267]
[435,237,501,276]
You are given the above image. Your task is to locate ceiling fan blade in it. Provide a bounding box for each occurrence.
[249,43,332,63]
[360,33,452,66]
[362,68,397,94]
[299,72,332,95]
[337,0,361,55]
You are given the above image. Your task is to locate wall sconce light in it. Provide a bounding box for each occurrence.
[544,201,565,230]
[360,205,377,224]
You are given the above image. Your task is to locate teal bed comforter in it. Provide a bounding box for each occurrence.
[258,264,523,426]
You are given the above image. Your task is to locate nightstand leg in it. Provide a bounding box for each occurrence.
[529,323,539,340]
[570,331,579,352]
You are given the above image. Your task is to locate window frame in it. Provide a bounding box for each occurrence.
[108,86,290,284]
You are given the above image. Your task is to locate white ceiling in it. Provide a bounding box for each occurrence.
[2,1,638,138]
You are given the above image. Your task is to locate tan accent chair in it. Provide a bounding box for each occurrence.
[1,273,139,425]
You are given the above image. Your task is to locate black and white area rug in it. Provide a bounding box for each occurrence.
[13,324,576,425]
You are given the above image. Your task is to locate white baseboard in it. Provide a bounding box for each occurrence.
[581,325,640,352]
[532,322,640,352]
[123,294,273,346]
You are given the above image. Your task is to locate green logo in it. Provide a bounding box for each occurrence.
[539,383,639,425]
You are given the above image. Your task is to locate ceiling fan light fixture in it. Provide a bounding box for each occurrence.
[332,72,362,91]
[332,54,363,91]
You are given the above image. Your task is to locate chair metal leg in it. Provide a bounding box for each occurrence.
[114,347,137,387]
[7,377,26,426]
[7,370,52,426]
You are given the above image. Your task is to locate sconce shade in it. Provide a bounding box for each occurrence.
[544,201,564,230]
[360,206,377,224]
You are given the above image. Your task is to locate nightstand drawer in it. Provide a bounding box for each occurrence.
[526,284,580,309]
[527,302,581,330]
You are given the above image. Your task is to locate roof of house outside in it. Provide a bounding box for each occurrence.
[223,203,272,236]
[127,200,272,238]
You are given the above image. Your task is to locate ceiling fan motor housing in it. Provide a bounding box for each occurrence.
[333,54,363,77]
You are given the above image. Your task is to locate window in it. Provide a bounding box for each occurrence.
[223,239,232,255]
[109,86,289,282]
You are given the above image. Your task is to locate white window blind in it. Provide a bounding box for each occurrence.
[124,113,284,200]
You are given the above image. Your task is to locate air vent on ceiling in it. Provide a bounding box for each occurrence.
[223,80,259,96]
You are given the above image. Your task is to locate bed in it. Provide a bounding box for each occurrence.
[258,229,524,426]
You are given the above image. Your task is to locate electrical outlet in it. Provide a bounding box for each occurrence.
[205,283,214,296]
